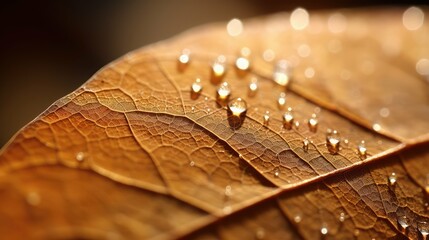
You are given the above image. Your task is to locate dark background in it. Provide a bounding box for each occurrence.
[0,0,426,147]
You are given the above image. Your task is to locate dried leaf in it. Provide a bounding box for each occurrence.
[1,7,429,240]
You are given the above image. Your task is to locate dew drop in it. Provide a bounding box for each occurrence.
[418,221,429,239]
[307,114,318,133]
[339,212,346,222]
[263,49,275,62]
[343,138,349,147]
[191,78,203,100]
[263,111,270,127]
[189,161,195,167]
[235,47,251,73]
[320,225,328,236]
[26,191,41,206]
[294,215,302,223]
[290,8,310,30]
[191,106,195,112]
[326,130,340,154]
[294,120,300,129]
[227,18,243,36]
[274,170,280,177]
[277,92,287,110]
[255,228,265,240]
[177,48,191,72]
[225,185,233,197]
[227,98,247,129]
[403,6,424,31]
[354,229,360,237]
[358,141,367,159]
[397,215,410,234]
[216,82,231,106]
[239,154,243,159]
[76,152,85,162]
[211,55,227,84]
[248,77,258,97]
[372,123,381,132]
[273,60,292,87]
[388,172,397,187]
[303,138,310,152]
[283,108,294,130]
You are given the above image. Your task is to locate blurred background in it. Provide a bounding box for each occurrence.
[0,0,425,147]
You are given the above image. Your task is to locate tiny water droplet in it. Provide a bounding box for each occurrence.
[223,205,232,214]
[379,107,390,118]
[216,82,231,106]
[339,212,346,222]
[235,48,251,73]
[326,130,340,154]
[358,141,367,159]
[274,171,280,177]
[248,77,258,97]
[177,49,191,72]
[354,229,360,237]
[418,221,429,239]
[277,92,286,110]
[239,154,243,159]
[211,55,227,84]
[320,226,328,236]
[397,215,410,234]
[343,138,349,147]
[227,98,247,129]
[189,161,195,167]
[303,138,310,152]
[191,78,203,100]
[263,111,270,127]
[273,60,292,87]
[255,228,265,240]
[308,113,318,133]
[294,120,300,129]
[76,152,85,162]
[26,191,41,206]
[372,123,381,132]
[225,185,233,197]
[388,172,397,187]
[294,215,302,223]
[282,108,293,130]
[191,106,195,111]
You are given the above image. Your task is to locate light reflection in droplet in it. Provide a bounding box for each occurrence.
[328,13,347,34]
[290,8,310,30]
[372,123,381,132]
[403,6,424,31]
[227,18,243,36]
[76,152,85,162]
[248,77,258,97]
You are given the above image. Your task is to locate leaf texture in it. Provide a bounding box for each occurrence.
[1,7,429,240]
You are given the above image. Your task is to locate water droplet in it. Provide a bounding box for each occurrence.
[307,114,318,133]
[76,152,84,162]
[235,57,250,72]
[239,154,244,159]
[283,108,294,130]
[372,123,381,132]
[227,18,243,36]
[26,191,41,206]
[294,121,300,129]
[339,212,346,222]
[303,138,310,152]
[211,55,227,84]
[273,60,292,87]
[297,44,311,58]
[328,13,347,34]
[277,92,287,109]
[388,172,397,187]
[358,141,367,159]
[177,49,191,72]
[263,49,275,62]
[294,215,302,223]
[189,161,195,167]
[223,205,232,214]
[320,226,328,236]
[191,78,203,100]
[227,98,247,129]
[343,138,349,147]
[255,228,265,239]
[304,67,315,78]
[290,8,310,30]
[397,215,410,234]
[403,6,424,31]
[418,221,429,238]
[263,111,270,127]
[354,229,360,237]
[379,107,390,118]
[216,82,231,106]
[248,77,258,97]
[274,170,280,177]
[225,185,233,197]
[326,130,340,154]
[416,58,429,76]
[191,106,195,112]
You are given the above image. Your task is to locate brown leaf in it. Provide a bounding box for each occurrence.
[1,7,429,240]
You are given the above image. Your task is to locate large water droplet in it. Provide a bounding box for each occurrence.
[388,172,397,187]
[191,78,203,100]
[326,130,340,154]
[177,49,191,72]
[307,113,318,133]
[263,111,270,127]
[357,141,367,159]
[418,221,429,239]
[211,55,227,84]
[216,82,231,106]
[283,108,294,130]
[273,60,292,87]
[303,138,310,152]
[397,215,410,234]
[277,92,287,110]
[227,98,247,129]
[248,77,258,97]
